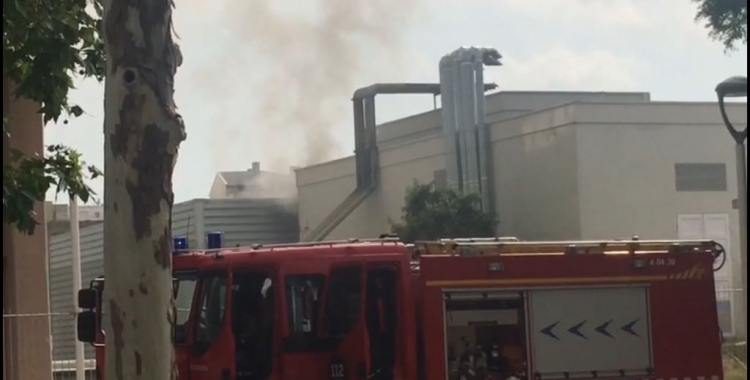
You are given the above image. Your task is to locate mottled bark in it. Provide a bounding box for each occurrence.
[101,0,185,379]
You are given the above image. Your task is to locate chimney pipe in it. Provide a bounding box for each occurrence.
[251,162,261,172]
[350,82,498,191]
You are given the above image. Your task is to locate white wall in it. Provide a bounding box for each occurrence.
[492,104,582,240]
[208,175,227,199]
[574,102,746,241]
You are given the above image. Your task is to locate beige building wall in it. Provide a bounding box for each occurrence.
[574,102,745,240]
[491,104,582,240]
[298,91,651,240]
[3,78,54,380]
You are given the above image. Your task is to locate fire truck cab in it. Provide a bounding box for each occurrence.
[78,237,726,380]
[77,239,417,380]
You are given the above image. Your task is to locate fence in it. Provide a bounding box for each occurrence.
[2,289,746,379]
[715,286,745,338]
[3,312,96,380]
[715,287,746,378]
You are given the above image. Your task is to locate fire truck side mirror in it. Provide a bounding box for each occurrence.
[77,311,97,343]
[78,288,98,310]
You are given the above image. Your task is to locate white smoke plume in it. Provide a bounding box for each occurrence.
[209,0,420,171]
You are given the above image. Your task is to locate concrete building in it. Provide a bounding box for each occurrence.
[45,202,104,236]
[209,161,297,199]
[47,198,298,361]
[3,78,54,380]
[296,90,747,338]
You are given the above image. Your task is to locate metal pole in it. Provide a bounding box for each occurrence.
[734,142,748,340]
[717,93,748,339]
[70,197,86,380]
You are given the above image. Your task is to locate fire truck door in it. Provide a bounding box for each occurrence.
[187,271,234,380]
[365,267,398,379]
[280,273,330,379]
[325,265,370,380]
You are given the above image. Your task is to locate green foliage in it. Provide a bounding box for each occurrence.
[693,0,747,51]
[3,0,105,122]
[3,0,105,234]
[390,182,498,243]
[3,119,102,234]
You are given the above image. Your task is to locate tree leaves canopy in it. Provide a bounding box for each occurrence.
[390,182,498,243]
[693,0,747,51]
[3,0,105,234]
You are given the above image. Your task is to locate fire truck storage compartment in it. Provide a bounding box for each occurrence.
[444,290,528,380]
[528,286,653,379]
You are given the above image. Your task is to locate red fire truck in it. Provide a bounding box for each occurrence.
[77,237,726,380]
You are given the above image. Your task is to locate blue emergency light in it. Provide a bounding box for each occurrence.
[206,232,223,249]
[173,236,188,252]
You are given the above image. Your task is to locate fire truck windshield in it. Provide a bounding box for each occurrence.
[174,272,199,343]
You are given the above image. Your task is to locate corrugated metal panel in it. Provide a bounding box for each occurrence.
[171,200,199,248]
[46,198,299,360]
[48,223,103,361]
[202,199,299,246]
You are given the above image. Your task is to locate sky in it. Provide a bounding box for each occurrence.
[45,0,748,204]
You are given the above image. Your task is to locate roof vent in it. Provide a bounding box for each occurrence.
[250,162,260,172]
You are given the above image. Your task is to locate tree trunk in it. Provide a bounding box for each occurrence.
[101,0,185,379]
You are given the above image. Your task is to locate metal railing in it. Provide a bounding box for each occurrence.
[3,311,96,380]
[716,287,747,378]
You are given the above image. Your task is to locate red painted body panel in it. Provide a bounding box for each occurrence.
[418,251,723,380]
[89,241,723,380]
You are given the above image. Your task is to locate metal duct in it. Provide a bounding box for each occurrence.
[304,84,442,241]
[439,46,502,211]
[303,81,498,242]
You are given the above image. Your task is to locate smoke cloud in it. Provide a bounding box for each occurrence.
[210,0,419,171]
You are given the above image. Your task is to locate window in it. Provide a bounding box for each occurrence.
[444,292,527,380]
[285,275,325,335]
[675,163,727,192]
[195,273,227,347]
[173,272,199,344]
[324,266,363,338]
[433,169,448,190]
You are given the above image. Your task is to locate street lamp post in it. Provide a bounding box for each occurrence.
[715,76,747,339]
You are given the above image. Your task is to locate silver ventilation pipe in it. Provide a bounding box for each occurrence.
[439,46,502,212]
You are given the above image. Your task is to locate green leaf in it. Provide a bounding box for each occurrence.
[4,0,105,126]
[3,140,101,235]
[13,0,28,20]
[693,0,747,51]
[70,105,84,117]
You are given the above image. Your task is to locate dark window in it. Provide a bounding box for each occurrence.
[324,266,363,338]
[195,273,227,347]
[285,275,325,336]
[173,272,199,344]
[675,163,727,192]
